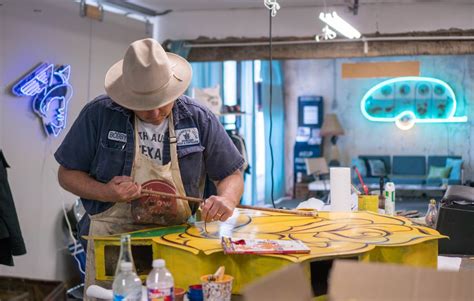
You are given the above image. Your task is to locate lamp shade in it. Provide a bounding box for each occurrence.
[320,114,344,137]
[305,157,329,176]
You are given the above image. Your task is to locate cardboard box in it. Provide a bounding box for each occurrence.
[242,260,474,301]
[329,260,474,301]
[242,263,313,301]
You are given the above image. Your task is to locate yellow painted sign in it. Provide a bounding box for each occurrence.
[91,209,445,292]
[153,209,444,262]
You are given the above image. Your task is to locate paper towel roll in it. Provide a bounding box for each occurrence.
[330,167,352,212]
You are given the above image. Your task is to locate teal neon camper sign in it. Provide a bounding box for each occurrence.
[360,77,467,130]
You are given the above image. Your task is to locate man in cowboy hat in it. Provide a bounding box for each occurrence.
[55,38,244,291]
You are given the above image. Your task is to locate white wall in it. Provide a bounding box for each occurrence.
[0,0,148,281]
[155,3,474,42]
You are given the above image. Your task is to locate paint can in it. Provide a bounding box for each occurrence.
[384,182,396,216]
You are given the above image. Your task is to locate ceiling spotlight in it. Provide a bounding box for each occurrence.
[319,11,361,39]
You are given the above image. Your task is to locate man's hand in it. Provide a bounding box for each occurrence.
[103,176,141,202]
[58,166,142,203]
[201,195,236,222]
[200,169,243,222]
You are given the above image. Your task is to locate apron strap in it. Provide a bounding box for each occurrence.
[168,113,180,172]
[133,116,140,158]
[167,113,188,203]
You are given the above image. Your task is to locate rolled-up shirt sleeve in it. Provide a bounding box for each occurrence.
[54,101,98,173]
[201,112,245,182]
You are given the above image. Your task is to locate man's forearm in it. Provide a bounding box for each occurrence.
[58,166,110,202]
[58,166,142,203]
[215,170,244,206]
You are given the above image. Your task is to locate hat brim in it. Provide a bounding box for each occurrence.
[104,52,192,111]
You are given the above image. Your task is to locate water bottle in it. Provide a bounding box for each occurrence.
[112,261,142,301]
[147,259,174,301]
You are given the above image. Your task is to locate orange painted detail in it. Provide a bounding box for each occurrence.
[342,61,420,78]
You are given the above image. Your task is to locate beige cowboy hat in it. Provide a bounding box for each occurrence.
[105,38,192,111]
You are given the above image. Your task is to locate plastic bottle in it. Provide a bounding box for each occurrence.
[112,261,142,301]
[378,177,385,211]
[384,182,396,216]
[146,259,174,301]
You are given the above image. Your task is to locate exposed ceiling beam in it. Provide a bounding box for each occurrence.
[164,30,474,61]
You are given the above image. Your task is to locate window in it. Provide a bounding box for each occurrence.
[190,60,267,205]
[252,61,266,205]
[236,61,266,205]
[223,61,237,130]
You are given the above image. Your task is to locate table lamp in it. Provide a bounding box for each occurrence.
[305,157,329,180]
[320,114,344,166]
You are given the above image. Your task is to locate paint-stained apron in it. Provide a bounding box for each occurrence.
[84,114,191,300]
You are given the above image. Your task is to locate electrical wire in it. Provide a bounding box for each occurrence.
[268,9,276,208]
[332,59,337,110]
[468,123,472,183]
[446,123,450,155]
[87,19,93,102]
[41,137,86,276]
[57,22,91,275]
[55,22,89,277]
[62,200,86,275]
[461,58,471,175]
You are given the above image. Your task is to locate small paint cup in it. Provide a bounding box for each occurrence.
[187,284,203,301]
[174,287,186,301]
[358,195,379,213]
[200,274,233,301]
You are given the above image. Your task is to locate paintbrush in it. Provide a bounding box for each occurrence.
[141,189,203,203]
[353,167,369,195]
[207,266,225,282]
[237,204,318,217]
[141,190,318,217]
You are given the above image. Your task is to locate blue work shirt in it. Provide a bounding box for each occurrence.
[55,95,244,242]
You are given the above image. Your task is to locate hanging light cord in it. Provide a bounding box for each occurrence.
[268,9,276,208]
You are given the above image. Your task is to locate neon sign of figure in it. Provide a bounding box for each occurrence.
[12,63,73,137]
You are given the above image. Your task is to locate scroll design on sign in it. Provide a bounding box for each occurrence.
[153,210,445,262]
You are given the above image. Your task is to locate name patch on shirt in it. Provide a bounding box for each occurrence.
[108,131,127,143]
[176,128,200,146]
